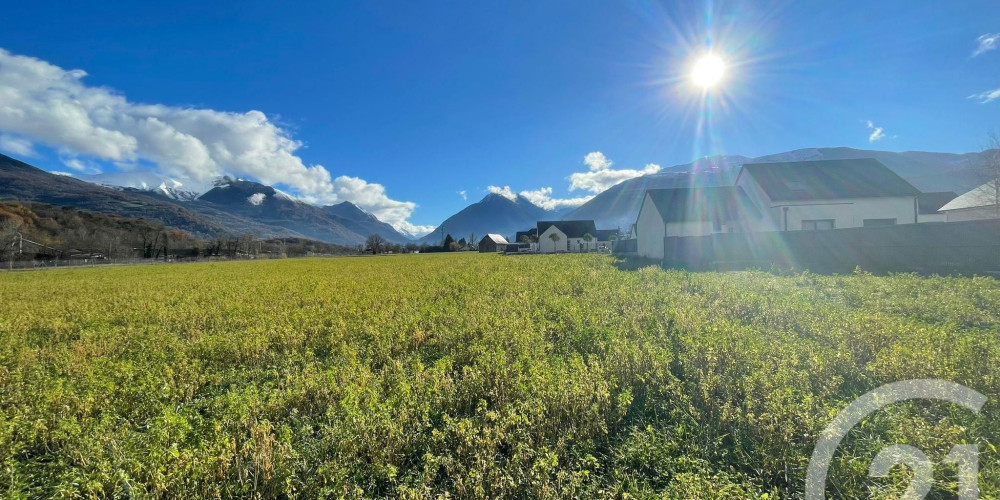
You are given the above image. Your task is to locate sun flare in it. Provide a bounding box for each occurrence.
[691,54,725,88]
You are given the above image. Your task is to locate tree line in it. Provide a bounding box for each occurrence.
[0,202,358,268]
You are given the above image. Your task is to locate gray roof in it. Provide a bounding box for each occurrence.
[536,220,597,239]
[593,229,620,241]
[739,158,920,201]
[481,233,509,244]
[939,181,999,211]
[644,186,761,223]
[917,191,958,214]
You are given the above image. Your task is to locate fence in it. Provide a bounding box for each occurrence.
[613,238,637,255]
[662,219,1000,274]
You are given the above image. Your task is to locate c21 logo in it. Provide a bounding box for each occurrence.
[806,379,987,499]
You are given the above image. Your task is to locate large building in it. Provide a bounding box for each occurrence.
[735,158,920,232]
[634,187,762,260]
[634,158,925,260]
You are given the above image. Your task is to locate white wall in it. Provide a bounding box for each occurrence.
[538,226,567,253]
[944,205,1000,222]
[769,197,916,231]
[635,193,665,259]
[665,220,714,237]
[918,213,947,223]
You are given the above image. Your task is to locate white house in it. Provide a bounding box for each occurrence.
[938,181,1000,222]
[634,186,763,259]
[735,158,920,232]
[536,220,598,253]
[917,191,957,223]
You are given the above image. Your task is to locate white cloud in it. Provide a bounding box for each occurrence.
[969,88,1000,104]
[488,152,659,212]
[866,120,886,142]
[0,134,37,157]
[0,48,426,233]
[247,193,266,206]
[518,187,593,210]
[583,151,613,171]
[487,185,592,210]
[50,171,75,177]
[487,185,518,201]
[61,157,102,174]
[458,190,467,201]
[973,33,1000,57]
[570,151,661,193]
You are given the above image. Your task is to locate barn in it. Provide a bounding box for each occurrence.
[478,233,509,253]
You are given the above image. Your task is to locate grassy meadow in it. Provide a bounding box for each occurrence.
[1,253,999,498]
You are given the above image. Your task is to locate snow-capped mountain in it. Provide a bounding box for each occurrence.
[76,172,212,201]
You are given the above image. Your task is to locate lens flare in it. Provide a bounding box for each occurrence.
[691,54,725,88]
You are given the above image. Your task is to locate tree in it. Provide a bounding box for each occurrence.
[548,232,561,252]
[977,130,1000,217]
[366,233,386,255]
[1,217,23,270]
[582,233,594,252]
[443,234,455,251]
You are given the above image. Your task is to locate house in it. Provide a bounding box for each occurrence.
[593,228,622,253]
[536,220,598,253]
[916,191,958,223]
[938,181,1000,222]
[736,158,921,231]
[634,187,763,259]
[514,228,538,252]
[478,233,509,253]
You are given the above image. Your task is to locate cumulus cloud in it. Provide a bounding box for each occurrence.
[487,185,518,201]
[583,151,613,171]
[570,151,661,193]
[486,185,592,210]
[458,190,467,201]
[0,134,37,157]
[866,120,886,142]
[0,48,429,234]
[518,187,593,210]
[973,33,1000,57]
[969,88,1000,104]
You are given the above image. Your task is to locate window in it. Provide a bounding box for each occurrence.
[863,218,897,227]
[801,219,835,231]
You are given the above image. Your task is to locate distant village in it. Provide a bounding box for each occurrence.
[475,158,1000,273]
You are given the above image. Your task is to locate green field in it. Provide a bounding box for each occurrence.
[1,254,998,498]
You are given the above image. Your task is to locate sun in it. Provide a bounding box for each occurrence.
[691,54,725,88]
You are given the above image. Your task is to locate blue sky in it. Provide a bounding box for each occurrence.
[0,1,997,234]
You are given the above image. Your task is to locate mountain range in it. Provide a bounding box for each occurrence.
[0,154,412,245]
[2,147,992,246]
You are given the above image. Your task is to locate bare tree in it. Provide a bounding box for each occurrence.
[978,130,1000,217]
[366,233,386,255]
[1,217,24,270]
